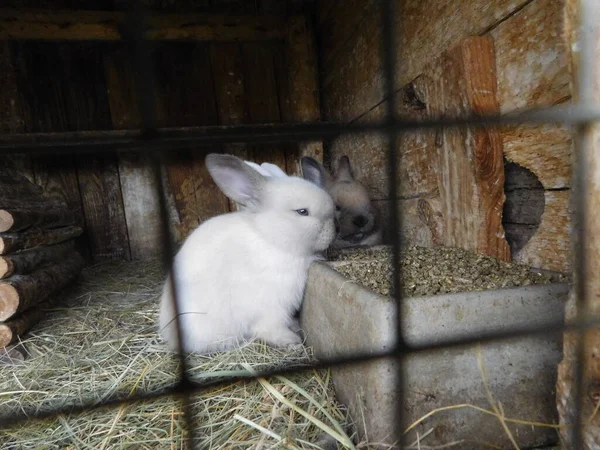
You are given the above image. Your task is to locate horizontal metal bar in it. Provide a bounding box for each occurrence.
[2,104,600,155]
[1,312,597,431]
[0,8,289,42]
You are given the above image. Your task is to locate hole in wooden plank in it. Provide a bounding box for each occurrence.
[502,159,544,255]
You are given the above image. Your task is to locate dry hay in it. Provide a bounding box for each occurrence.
[0,260,356,449]
[328,245,570,298]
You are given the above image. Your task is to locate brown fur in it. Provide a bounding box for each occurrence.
[301,156,382,249]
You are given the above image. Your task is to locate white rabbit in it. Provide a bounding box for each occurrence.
[158,153,337,354]
[244,161,288,178]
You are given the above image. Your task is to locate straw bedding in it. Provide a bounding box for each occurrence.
[0,260,356,450]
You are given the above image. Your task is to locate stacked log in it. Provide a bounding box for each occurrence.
[0,170,85,352]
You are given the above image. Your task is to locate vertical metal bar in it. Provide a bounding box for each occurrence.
[120,1,198,447]
[381,0,407,445]
[571,1,597,446]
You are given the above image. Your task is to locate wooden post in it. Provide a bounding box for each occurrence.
[556,1,600,448]
[0,249,84,322]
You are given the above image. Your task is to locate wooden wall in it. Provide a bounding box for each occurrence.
[1,0,321,263]
[317,0,573,273]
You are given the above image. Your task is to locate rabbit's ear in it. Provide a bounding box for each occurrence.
[336,156,355,181]
[207,154,266,207]
[301,156,331,189]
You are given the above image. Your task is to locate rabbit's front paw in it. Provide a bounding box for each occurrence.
[254,324,303,350]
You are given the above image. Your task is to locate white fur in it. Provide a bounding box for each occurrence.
[159,154,336,354]
[244,161,288,178]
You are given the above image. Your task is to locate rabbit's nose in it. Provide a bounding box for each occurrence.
[353,215,368,228]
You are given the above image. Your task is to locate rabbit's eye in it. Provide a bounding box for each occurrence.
[335,205,341,211]
[295,208,310,216]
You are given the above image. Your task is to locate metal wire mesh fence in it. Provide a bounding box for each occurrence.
[0,0,598,448]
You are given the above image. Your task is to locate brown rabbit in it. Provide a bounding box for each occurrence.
[301,156,382,249]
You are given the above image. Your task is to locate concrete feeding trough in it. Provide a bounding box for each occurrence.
[300,246,570,449]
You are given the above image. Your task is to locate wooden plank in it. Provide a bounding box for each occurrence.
[103,46,162,260]
[56,43,130,262]
[0,249,84,322]
[490,0,571,113]
[0,42,32,182]
[317,0,375,68]
[241,43,287,171]
[503,123,573,190]
[0,226,83,255]
[210,42,249,211]
[0,240,75,279]
[77,155,131,261]
[10,42,85,228]
[186,44,229,224]
[321,0,531,123]
[426,36,509,261]
[154,43,229,240]
[0,9,289,41]
[513,191,571,272]
[557,2,600,446]
[280,15,324,174]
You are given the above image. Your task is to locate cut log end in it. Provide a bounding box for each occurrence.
[0,283,19,322]
[0,257,12,279]
[0,325,13,348]
[0,210,14,233]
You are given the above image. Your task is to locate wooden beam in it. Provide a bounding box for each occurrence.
[556,0,600,447]
[0,9,289,42]
[104,47,163,260]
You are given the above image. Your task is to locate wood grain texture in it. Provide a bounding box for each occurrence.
[10,42,85,231]
[0,9,289,41]
[154,43,229,240]
[0,226,83,255]
[557,2,600,444]
[317,0,375,68]
[56,44,130,262]
[0,302,46,348]
[0,42,32,182]
[282,15,324,173]
[514,191,571,272]
[321,0,531,122]
[427,36,509,261]
[242,43,287,171]
[335,38,509,260]
[490,0,571,113]
[77,154,131,261]
[210,42,249,211]
[0,249,84,322]
[104,47,162,260]
[502,123,573,190]
[0,240,75,279]
[0,206,77,233]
